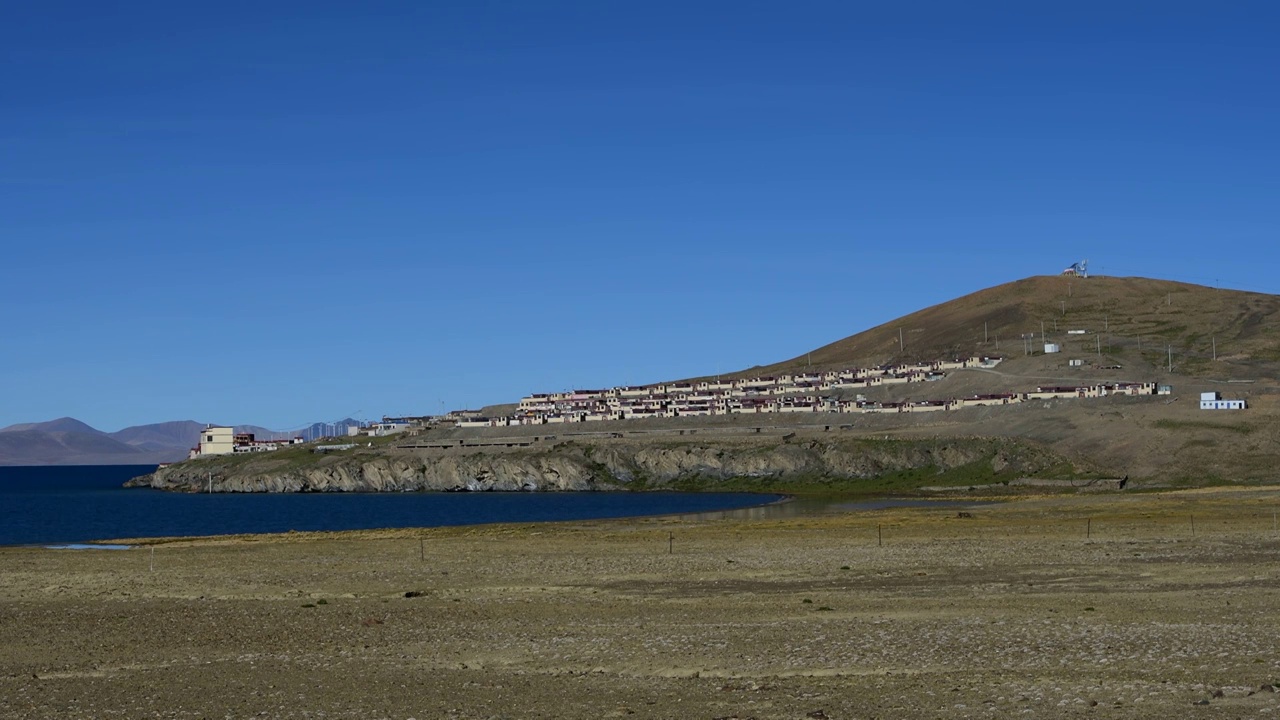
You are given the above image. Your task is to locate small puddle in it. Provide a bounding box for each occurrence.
[44,544,133,551]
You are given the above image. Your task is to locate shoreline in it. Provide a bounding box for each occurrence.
[2,491,1013,550]
[1,489,794,550]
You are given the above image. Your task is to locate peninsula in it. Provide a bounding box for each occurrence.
[129,275,1280,493]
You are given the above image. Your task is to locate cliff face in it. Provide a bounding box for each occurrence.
[125,437,1075,493]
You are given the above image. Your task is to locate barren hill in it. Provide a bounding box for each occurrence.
[0,417,104,435]
[109,421,206,454]
[0,428,160,466]
[737,275,1280,379]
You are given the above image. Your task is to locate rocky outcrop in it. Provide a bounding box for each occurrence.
[125,436,1080,493]
[129,454,605,493]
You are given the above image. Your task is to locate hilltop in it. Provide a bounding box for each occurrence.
[734,275,1280,379]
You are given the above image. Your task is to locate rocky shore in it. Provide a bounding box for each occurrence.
[125,435,1080,493]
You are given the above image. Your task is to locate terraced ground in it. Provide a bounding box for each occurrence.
[4,487,1280,718]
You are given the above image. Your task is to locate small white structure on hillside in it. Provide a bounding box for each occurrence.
[1200,391,1246,410]
[370,421,410,437]
[1044,343,1061,354]
[1068,358,1084,367]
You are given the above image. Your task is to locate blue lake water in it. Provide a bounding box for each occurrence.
[0,465,783,546]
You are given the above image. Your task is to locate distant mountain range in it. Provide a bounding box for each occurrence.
[0,418,361,466]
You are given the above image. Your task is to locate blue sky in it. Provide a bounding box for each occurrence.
[2,2,1277,431]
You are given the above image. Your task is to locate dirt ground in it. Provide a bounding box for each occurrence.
[4,488,1280,719]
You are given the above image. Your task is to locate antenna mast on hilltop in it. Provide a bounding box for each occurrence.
[1061,259,1089,279]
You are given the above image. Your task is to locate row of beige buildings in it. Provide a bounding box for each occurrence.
[455,357,1162,428]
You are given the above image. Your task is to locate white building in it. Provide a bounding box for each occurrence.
[198,426,235,456]
[371,421,411,436]
[1200,391,1246,410]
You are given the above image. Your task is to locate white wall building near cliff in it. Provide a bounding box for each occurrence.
[198,426,235,456]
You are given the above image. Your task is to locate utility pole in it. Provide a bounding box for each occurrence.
[1212,336,1217,360]
[984,322,988,343]
[899,327,904,352]
[1041,320,1045,339]
[1061,300,1066,316]
[1096,335,1101,357]
[1168,345,1173,372]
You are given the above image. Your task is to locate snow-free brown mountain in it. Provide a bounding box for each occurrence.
[0,418,359,466]
[0,418,202,466]
[729,275,1280,378]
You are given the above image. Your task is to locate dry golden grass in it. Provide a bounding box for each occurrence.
[4,488,1280,718]
[751,274,1280,376]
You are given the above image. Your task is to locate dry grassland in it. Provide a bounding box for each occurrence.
[4,488,1280,719]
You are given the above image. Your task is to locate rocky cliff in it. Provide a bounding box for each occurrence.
[125,436,1081,493]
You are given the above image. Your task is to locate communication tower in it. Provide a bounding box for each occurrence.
[1061,259,1089,278]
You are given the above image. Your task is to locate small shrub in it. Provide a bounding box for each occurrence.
[301,603,316,608]
[802,598,813,604]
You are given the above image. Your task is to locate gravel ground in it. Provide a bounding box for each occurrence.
[3,488,1280,719]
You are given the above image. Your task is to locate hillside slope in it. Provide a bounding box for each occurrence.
[0,417,104,435]
[0,428,173,466]
[109,421,205,453]
[739,275,1280,378]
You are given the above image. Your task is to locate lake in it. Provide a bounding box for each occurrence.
[0,465,783,546]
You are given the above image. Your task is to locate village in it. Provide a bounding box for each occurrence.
[186,350,1247,457]
[448,355,1177,429]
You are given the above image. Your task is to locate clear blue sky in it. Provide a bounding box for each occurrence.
[3,2,1277,431]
